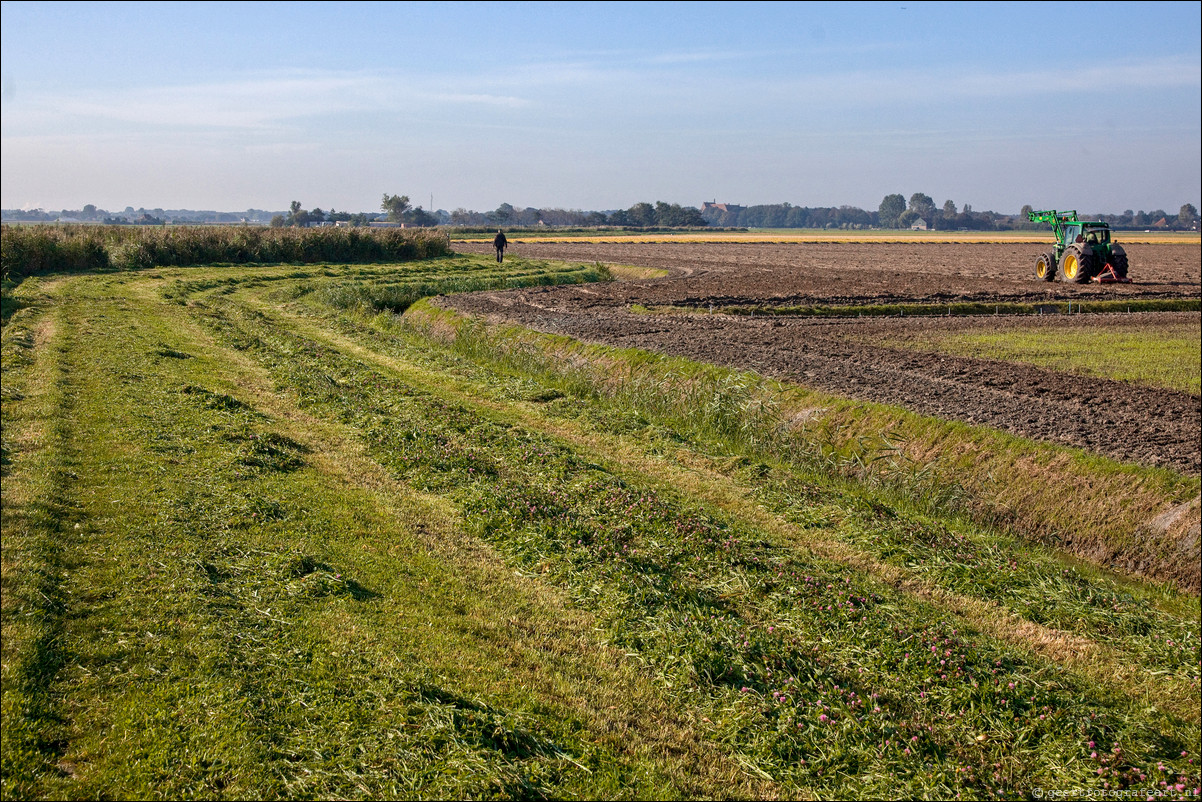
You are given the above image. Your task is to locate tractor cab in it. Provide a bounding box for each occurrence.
[1080,224,1110,245]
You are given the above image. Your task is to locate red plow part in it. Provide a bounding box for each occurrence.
[1091,263,1132,284]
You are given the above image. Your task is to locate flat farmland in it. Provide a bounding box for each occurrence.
[3,237,1199,799]
[449,241,1202,473]
[454,240,1200,304]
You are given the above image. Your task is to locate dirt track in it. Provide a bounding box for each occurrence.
[446,241,1201,473]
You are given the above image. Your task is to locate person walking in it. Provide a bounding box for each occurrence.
[493,230,508,263]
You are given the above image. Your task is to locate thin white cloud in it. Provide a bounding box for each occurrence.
[1,69,533,133]
[4,53,1194,142]
[757,55,1202,108]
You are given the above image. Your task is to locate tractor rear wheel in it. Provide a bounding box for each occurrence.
[1110,244,1129,278]
[1058,245,1093,283]
[1033,252,1056,281]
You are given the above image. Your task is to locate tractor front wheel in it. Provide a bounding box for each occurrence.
[1058,245,1093,283]
[1033,252,1056,281]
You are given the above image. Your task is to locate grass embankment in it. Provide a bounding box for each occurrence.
[404,300,1201,591]
[2,256,1199,799]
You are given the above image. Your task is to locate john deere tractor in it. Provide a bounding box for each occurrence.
[1028,209,1130,283]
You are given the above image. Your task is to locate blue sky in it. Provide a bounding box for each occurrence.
[2,1,1199,214]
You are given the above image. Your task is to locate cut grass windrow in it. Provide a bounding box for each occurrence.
[1,273,769,799]
[192,274,1197,798]
[227,288,1200,711]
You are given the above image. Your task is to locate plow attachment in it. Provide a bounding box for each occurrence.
[1091,263,1133,284]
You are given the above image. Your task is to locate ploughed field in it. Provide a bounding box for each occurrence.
[449,241,1202,474]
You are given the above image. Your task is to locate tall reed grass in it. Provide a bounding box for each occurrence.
[1,225,451,278]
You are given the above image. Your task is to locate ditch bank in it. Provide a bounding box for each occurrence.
[411,299,1201,593]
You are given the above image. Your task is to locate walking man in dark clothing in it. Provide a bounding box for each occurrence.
[493,230,508,263]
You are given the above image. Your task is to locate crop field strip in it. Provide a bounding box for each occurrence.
[2,256,1199,799]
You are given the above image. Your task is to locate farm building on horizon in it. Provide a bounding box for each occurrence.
[702,201,743,214]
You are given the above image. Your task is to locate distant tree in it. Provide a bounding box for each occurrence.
[381,194,411,223]
[450,207,480,225]
[653,201,707,227]
[832,205,871,228]
[1020,204,1034,218]
[878,194,906,228]
[82,204,99,220]
[897,209,919,229]
[486,202,515,225]
[627,202,656,227]
[286,200,312,227]
[270,214,286,227]
[908,193,936,221]
[405,207,437,227]
[1179,203,1199,227]
[943,199,957,216]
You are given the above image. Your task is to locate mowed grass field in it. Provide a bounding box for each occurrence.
[2,256,1199,800]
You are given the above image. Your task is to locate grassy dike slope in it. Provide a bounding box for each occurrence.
[2,258,1199,800]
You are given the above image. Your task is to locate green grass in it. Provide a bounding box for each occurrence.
[636,298,1201,319]
[405,299,1200,592]
[2,257,1199,799]
[879,320,1202,395]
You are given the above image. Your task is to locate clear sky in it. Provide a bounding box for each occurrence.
[2,1,1199,215]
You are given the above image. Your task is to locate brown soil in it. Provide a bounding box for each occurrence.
[447,241,1201,474]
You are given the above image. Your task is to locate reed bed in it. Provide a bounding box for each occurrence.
[1,224,451,278]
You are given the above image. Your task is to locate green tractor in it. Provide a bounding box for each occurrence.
[1027,209,1131,283]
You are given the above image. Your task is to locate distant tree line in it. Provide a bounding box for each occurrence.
[6,197,1198,231]
[706,194,1201,231]
[2,206,279,225]
[270,201,375,228]
[447,200,707,229]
